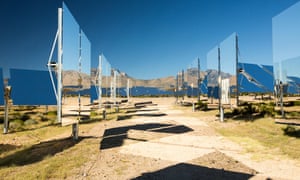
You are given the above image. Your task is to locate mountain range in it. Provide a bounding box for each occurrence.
[63,68,236,90]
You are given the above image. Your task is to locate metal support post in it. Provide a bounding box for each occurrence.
[182,69,185,100]
[78,30,82,121]
[72,123,79,141]
[220,107,224,122]
[235,34,239,106]
[127,79,130,102]
[57,7,63,124]
[3,86,11,134]
[280,81,285,118]
[197,57,201,102]
[175,73,178,103]
[218,47,223,122]
[98,54,102,110]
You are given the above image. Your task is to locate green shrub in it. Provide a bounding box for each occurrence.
[292,101,300,106]
[9,119,24,131]
[230,102,275,118]
[287,111,300,118]
[20,114,30,121]
[283,125,300,137]
[241,103,257,115]
[39,115,49,122]
[47,111,57,116]
[258,103,274,117]
[24,119,38,126]
[231,108,241,116]
[196,100,208,111]
[90,111,97,117]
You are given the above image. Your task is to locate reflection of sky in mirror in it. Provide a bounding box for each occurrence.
[102,54,111,89]
[188,59,198,69]
[220,33,236,75]
[186,58,201,86]
[207,33,236,75]
[282,57,300,77]
[272,1,300,83]
[2,1,300,80]
[206,46,218,86]
[206,33,237,87]
[273,1,300,63]
[207,46,218,71]
[63,2,80,71]
[81,30,91,75]
[102,55,111,77]
[91,54,111,76]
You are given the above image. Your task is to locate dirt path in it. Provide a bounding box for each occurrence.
[71,98,300,180]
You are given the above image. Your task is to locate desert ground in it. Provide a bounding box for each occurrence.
[70,97,300,179]
[1,97,300,179]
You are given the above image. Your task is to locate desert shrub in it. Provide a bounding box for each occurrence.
[283,125,300,137]
[231,107,242,116]
[287,111,300,118]
[12,112,22,120]
[47,118,56,125]
[34,113,50,122]
[258,103,274,117]
[268,101,275,106]
[196,100,208,111]
[292,101,300,106]
[47,111,57,116]
[90,111,97,117]
[284,100,300,107]
[24,119,38,126]
[9,119,24,131]
[20,114,30,121]
[12,112,31,121]
[241,103,257,115]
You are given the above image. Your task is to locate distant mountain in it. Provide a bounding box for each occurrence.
[63,69,236,92]
[206,69,236,86]
[63,70,90,89]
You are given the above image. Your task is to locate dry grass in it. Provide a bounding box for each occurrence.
[0,122,100,179]
[1,97,299,179]
[175,100,300,162]
[212,117,300,162]
[0,100,131,179]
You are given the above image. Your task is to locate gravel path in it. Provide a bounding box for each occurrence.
[72,98,300,180]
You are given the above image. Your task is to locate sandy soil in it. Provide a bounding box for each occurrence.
[67,97,300,180]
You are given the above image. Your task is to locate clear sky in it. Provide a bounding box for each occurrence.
[0,0,299,79]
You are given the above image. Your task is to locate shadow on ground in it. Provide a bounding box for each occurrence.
[132,163,254,180]
[62,113,90,121]
[0,136,95,167]
[0,144,20,154]
[283,125,300,138]
[117,112,167,121]
[125,109,160,114]
[100,123,193,150]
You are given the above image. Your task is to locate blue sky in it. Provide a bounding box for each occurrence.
[0,0,299,79]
